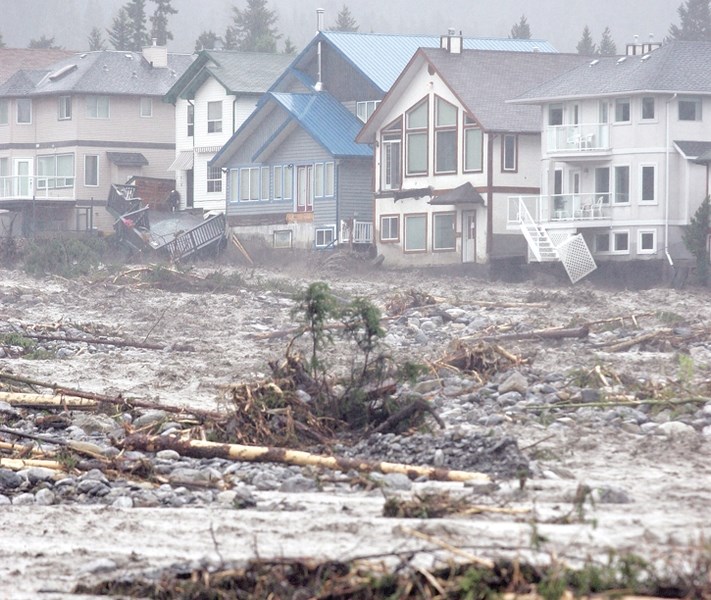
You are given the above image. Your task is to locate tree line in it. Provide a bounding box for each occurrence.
[0,0,708,55]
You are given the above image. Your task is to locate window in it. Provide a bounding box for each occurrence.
[595,167,610,203]
[17,98,32,124]
[599,101,609,124]
[283,165,293,199]
[679,96,702,121]
[274,166,282,199]
[548,103,563,126]
[641,97,655,120]
[464,117,482,172]
[641,165,655,202]
[37,154,74,189]
[58,96,72,120]
[614,165,629,204]
[273,165,293,200]
[260,166,269,200]
[314,163,324,197]
[639,230,656,253]
[187,104,194,137]
[324,162,334,197]
[315,226,335,248]
[594,233,610,253]
[86,96,109,119]
[239,167,260,201]
[614,98,630,122]
[140,97,152,117]
[613,231,629,253]
[502,134,517,172]
[0,100,7,125]
[207,166,222,193]
[434,97,457,174]
[380,215,399,242]
[433,212,456,251]
[207,101,222,132]
[404,214,426,252]
[356,100,379,122]
[405,99,428,175]
[381,118,402,190]
[273,230,292,249]
[84,155,99,187]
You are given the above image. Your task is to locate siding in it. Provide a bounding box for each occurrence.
[338,159,373,220]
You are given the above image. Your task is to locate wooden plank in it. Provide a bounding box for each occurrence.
[231,232,254,265]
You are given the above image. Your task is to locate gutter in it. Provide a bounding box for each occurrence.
[664,93,677,267]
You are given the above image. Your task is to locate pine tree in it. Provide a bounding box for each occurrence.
[149,0,177,46]
[283,37,297,54]
[194,30,221,52]
[29,35,60,49]
[125,0,149,51]
[331,5,359,32]
[669,0,711,41]
[509,14,531,39]
[576,25,597,55]
[598,26,617,55]
[224,0,281,53]
[108,7,132,50]
[683,196,711,285]
[0,32,5,49]
[87,27,107,51]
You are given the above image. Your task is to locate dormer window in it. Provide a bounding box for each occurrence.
[356,100,379,123]
[207,101,222,133]
[434,96,457,174]
[405,98,428,176]
[381,117,402,191]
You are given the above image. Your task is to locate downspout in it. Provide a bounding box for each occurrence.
[486,132,496,257]
[664,93,677,266]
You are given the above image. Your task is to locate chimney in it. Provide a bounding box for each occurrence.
[315,8,325,91]
[626,33,662,56]
[142,38,168,68]
[440,28,463,54]
[316,7,324,32]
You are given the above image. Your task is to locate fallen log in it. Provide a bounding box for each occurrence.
[601,329,670,352]
[469,325,589,343]
[0,457,66,472]
[123,434,491,483]
[0,391,97,410]
[373,398,444,434]
[19,331,194,352]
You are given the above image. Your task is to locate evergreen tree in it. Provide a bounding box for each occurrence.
[576,25,597,55]
[125,0,149,50]
[331,4,359,32]
[87,27,107,51]
[108,7,132,50]
[669,0,711,41]
[29,35,60,49]
[150,0,177,46]
[224,0,281,53]
[0,32,5,49]
[509,14,531,39]
[683,196,711,285]
[598,26,617,55]
[194,30,221,52]
[283,37,297,54]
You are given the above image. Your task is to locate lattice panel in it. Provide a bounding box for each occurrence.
[556,234,597,284]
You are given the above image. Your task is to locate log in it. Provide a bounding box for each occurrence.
[0,457,66,472]
[0,391,97,410]
[477,325,590,342]
[601,329,669,352]
[123,434,491,483]
[20,331,194,352]
[373,398,444,434]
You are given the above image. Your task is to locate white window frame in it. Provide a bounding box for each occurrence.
[614,164,630,204]
[404,213,427,252]
[638,229,656,254]
[640,96,655,121]
[229,169,239,203]
[640,164,656,204]
[502,134,517,172]
[678,96,702,121]
[614,97,631,123]
[612,230,630,254]
[0,99,8,125]
[434,96,457,175]
[379,214,399,242]
[315,225,336,248]
[260,166,269,200]
[84,154,99,187]
[548,103,563,126]
[314,162,325,198]
[324,162,334,197]
[463,122,482,172]
[17,98,32,124]
[207,100,222,133]
[356,100,379,123]
[239,166,260,201]
[187,103,194,137]
[405,99,428,176]
[432,212,456,251]
[37,153,74,189]
[207,166,222,193]
[273,165,283,199]
[58,96,72,121]
[140,97,153,118]
[273,229,292,249]
[86,95,109,119]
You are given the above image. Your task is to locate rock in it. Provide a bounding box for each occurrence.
[156,450,181,461]
[26,467,57,484]
[0,401,20,417]
[0,494,10,505]
[252,472,281,491]
[77,480,111,496]
[12,492,35,505]
[34,488,56,506]
[580,388,601,403]
[56,347,74,359]
[497,391,522,406]
[658,421,696,437]
[371,472,412,491]
[216,490,238,505]
[498,372,528,395]
[79,558,118,574]
[414,380,440,394]
[280,475,318,493]
[232,485,257,509]
[72,414,120,435]
[169,468,214,487]
[702,425,711,438]
[444,308,467,321]
[593,485,634,504]
[112,496,134,509]
[132,410,167,429]
[0,469,22,490]
[433,449,445,467]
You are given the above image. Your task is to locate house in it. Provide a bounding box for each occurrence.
[509,40,711,280]
[163,50,293,213]
[210,26,559,252]
[0,43,193,235]
[356,38,588,267]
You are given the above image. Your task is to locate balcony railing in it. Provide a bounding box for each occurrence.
[547,123,610,153]
[0,175,76,201]
[508,193,611,226]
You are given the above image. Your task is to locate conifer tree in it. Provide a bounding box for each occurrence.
[194,31,221,52]
[283,37,297,54]
[598,26,617,55]
[125,0,149,50]
[509,14,531,39]
[149,0,178,46]
[331,5,359,32]
[29,35,60,49]
[576,25,597,55]
[669,0,711,41]
[108,7,132,50]
[683,196,711,285]
[87,27,107,51]
[0,32,5,49]
[224,0,281,53]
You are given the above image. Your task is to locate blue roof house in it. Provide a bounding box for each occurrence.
[211,26,558,252]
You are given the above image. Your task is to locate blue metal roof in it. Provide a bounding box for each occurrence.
[320,31,557,92]
[270,92,372,158]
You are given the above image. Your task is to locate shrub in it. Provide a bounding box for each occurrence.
[23,236,107,277]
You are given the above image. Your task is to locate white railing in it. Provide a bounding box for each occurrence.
[508,193,611,226]
[353,220,373,243]
[0,175,75,200]
[547,123,610,153]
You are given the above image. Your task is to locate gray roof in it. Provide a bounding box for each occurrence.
[674,140,711,160]
[0,50,194,98]
[515,41,711,102]
[430,182,485,205]
[0,48,74,85]
[107,152,149,167]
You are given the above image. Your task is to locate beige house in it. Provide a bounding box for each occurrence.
[0,44,193,235]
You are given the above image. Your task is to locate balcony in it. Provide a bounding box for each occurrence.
[507,193,611,229]
[0,175,76,204]
[547,123,611,157]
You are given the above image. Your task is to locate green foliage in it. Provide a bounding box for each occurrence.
[396,360,428,385]
[23,236,107,278]
[292,282,339,379]
[682,195,711,285]
[0,32,5,49]
[194,30,221,52]
[342,297,385,379]
[598,26,617,55]
[282,37,297,54]
[125,0,150,51]
[0,333,35,350]
[509,14,531,39]
[87,27,107,51]
[108,8,132,50]
[149,0,177,45]
[576,25,597,55]
[458,566,498,600]
[331,5,359,32]
[669,0,711,41]
[224,0,281,52]
[28,35,60,49]
[678,352,695,385]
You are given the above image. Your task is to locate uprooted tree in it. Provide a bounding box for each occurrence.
[682,195,711,285]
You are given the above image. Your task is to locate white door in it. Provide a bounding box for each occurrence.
[13,158,32,197]
[462,211,477,263]
[296,165,313,212]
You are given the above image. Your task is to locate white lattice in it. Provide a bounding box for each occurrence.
[556,234,597,284]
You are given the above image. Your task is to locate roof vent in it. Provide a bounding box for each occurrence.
[589,59,599,67]
[641,53,652,62]
[616,56,627,64]
[132,71,137,78]
[125,53,133,60]
[102,64,109,72]
[48,63,78,81]
[80,53,87,59]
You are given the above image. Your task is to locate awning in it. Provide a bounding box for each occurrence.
[106,152,149,167]
[168,151,194,171]
[429,182,486,206]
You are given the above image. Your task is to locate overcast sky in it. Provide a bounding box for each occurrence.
[2,0,680,55]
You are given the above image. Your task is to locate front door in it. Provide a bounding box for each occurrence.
[13,158,32,197]
[462,210,477,263]
[296,165,313,212]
